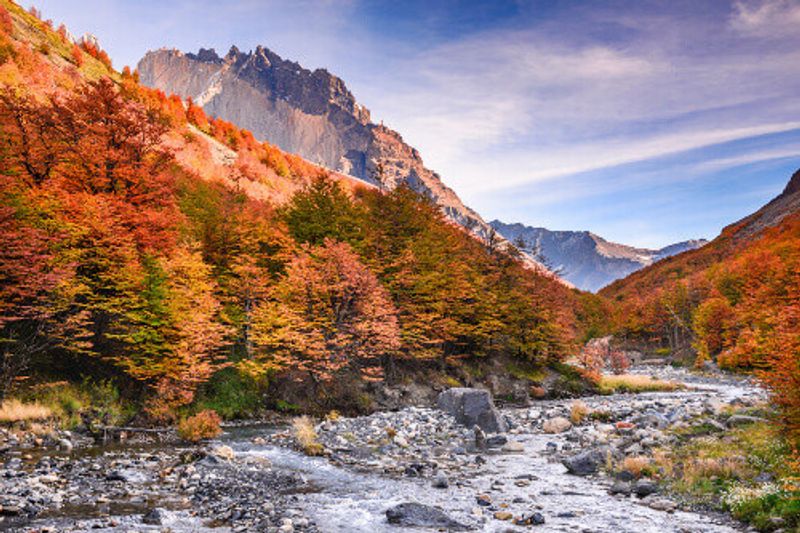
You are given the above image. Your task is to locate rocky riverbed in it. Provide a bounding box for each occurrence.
[1,366,764,532]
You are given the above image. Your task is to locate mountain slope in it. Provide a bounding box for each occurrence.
[0,0,580,421]
[600,169,800,369]
[490,220,706,292]
[137,46,496,241]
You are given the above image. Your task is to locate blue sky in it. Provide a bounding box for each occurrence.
[29,0,800,248]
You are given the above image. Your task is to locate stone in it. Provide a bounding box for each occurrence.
[609,480,632,495]
[486,435,508,447]
[212,445,235,461]
[647,498,676,512]
[432,475,449,489]
[561,446,611,476]
[385,503,468,530]
[474,426,487,450]
[514,512,545,526]
[542,417,572,434]
[494,511,513,520]
[726,414,767,427]
[437,388,507,433]
[57,439,73,453]
[634,480,659,498]
[476,494,492,507]
[142,508,165,525]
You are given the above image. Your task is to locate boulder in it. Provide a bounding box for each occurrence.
[543,417,572,434]
[437,388,507,433]
[634,479,659,497]
[385,503,468,529]
[561,446,611,476]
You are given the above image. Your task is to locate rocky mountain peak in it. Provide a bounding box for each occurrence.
[137,45,505,253]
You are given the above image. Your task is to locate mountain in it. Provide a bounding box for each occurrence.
[489,220,707,292]
[137,46,496,242]
[600,169,799,371]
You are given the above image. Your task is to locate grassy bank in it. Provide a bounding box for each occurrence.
[656,418,799,531]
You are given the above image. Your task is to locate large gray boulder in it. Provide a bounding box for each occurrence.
[385,503,468,529]
[437,388,508,433]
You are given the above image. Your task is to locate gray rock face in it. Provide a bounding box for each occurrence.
[561,446,611,476]
[437,388,508,433]
[137,47,499,244]
[385,502,467,529]
[490,220,707,292]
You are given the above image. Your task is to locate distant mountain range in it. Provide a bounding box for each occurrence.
[137,45,708,290]
[489,221,707,292]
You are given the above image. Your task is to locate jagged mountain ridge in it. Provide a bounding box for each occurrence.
[489,220,707,292]
[137,46,498,244]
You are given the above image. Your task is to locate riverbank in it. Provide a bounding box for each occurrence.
[2,365,794,532]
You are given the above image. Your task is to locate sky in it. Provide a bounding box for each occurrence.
[28,0,800,248]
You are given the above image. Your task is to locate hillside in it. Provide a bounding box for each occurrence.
[0,0,583,423]
[600,170,799,439]
[490,220,706,291]
[137,46,499,243]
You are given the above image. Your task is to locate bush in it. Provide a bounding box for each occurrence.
[177,410,222,442]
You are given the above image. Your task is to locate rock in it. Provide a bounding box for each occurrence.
[142,508,165,525]
[726,414,767,427]
[486,435,507,447]
[634,480,659,497]
[502,441,524,453]
[437,388,508,433]
[476,494,492,507]
[545,442,558,454]
[211,445,235,461]
[432,475,449,489]
[542,417,572,434]
[57,439,73,453]
[646,498,676,512]
[385,503,467,530]
[494,511,513,520]
[609,480,632,495]
[105,469,146,483]
[394,435,409,448]
[473,426,487,450]
[561,447,610,476]
[515,512,546,526]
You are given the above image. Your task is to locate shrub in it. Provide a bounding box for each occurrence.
[621,456,652,478]
[570,400,589,424]
[292,415,323,456]
[0,399,52,423]
[177,410,222,442]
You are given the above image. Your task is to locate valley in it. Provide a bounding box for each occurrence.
[0,1,798,532]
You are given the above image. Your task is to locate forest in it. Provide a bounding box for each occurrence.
[0,1,585,427]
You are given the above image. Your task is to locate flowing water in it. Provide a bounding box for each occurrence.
[19,368,760,532]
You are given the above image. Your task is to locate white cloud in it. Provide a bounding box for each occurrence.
[730,0,800,37]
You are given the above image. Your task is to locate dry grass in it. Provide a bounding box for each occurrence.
[599,374,682,394]
[292,416,324,456]
[683,456,747,484]
[0,399,52,423]
[621,455,652,477]
[325,410,341,422]
[570,400,590,424]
